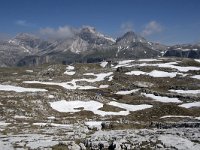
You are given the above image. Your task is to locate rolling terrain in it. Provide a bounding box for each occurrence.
[0,58,200,149]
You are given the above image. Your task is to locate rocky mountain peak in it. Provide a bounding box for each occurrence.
[9,33,40,44]
[79,26,115,44]
[14,33,39,41]
[80,26,96,34]
[116,31,147,45]
[8,33,52,54]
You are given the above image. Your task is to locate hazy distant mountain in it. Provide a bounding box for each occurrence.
[164,44,200,58]
[116,31,147,45]
[0,26,198,67]
[9,33,52,54]
[114,31,164,58]
[0,40,30,67]
[16,26,117,66]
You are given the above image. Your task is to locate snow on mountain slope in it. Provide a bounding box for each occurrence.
[70,37,88,53]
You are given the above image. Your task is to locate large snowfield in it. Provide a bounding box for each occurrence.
[50,100,152,116]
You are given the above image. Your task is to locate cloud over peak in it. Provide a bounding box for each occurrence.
[39,26,77,39]
[120,22,134,33]
[142,21,163,36]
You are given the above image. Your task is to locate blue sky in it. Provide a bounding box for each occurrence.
[0,0,200,45]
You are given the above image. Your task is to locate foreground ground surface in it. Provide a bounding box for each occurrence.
[0,57,200,149]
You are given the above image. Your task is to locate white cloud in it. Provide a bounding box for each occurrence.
[39,26,76,39]
[120,22,134,33]
[15,20,34,27]
[142,21,163,36]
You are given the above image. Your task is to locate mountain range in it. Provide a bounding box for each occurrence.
[0,26,199,67]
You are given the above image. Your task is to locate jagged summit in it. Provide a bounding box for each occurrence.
[9,33,39,45]
[81,26,96,34]
[80,26,115,44]
[15,33,39,39]
[116,31,147,45]
[9,32,52,55]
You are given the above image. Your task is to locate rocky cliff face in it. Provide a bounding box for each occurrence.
[164,44,200,58]
[0,41,30,67]
[79,26,115,45]
[114,31,163,58]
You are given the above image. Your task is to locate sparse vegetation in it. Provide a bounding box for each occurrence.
[0,58,199,149]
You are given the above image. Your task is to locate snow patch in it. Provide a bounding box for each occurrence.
[24,72,112,90]
[142,93,181,103]
[50,100,129,116]
[108,76,113,81]
[14,115,31,119]
[99,85,109,88]
[152,62,200,72]
[85,121,102,130]
[64,71,75,75]
[50,100,103,113]
[24,80,97,90]
[169,89,200,94]
[160,115,200,121]
[126,62,200,72]
[191,75,200,80]
[108,101,152,112]
[47,116,55,120]
[83,72,113,82]
[115,89,139,95]
[114,60,135,68]
[0,121,11,126]
[100,61,108,68]
[48,95,55,99]
[0,84,47,92]
[66,65,74,70]
[195,59,200,63]
[179,102,200,108]
[138,59,161,62]
[64,65,75,75]
[118,60,135,65]
[26,70,33,73]
[126,70,178,78]
[50,100,152,116]
[125,71,146,76]
[148,70,177,78]
[160,115,193,119]
[195,117,200,120]
[33,122,72,128]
